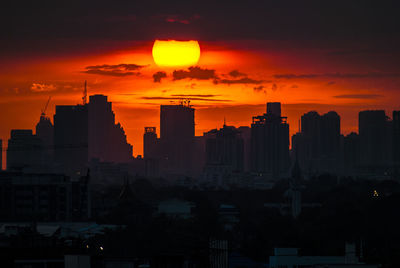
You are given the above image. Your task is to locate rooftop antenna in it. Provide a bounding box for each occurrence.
[223,116,226,127]
[82,80,87,105]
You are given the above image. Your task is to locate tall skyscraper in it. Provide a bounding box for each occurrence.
[54,95,133,176]
[251,102,290,177]
[54,105,88,176]
[292,111,340,174]
[320,111,340,159]
[88,95,132,163]
[160,103,195,141]
[358,110,387,167]
[343,132,360,173]
[159,102,195,176]
[36,112,54,148]
[143,127,158,159]
[300,111,321,160]
[393,111,400,167]
[267,102,282,117]
[238,126,251,172]
[359,110,390,169]
[36,112,54,166]
[204,124,244,172]
[7,130,42,171]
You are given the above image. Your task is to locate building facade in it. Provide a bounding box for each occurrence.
[251,102,290,177]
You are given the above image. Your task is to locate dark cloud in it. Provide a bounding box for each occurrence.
[172,67,265,87]
[83,64,146,77]
[173,66,218,81]
[291,85,299,88]
[271,83,278,91]
[228,70,246,78]
[171,94,220,98]
[333,94,383,99]
[141,96,231,102]
[153,71,167,82]
[327,81,336,85]
[253,85,265,92]
[274,72,400,79]
[215,77,264,85]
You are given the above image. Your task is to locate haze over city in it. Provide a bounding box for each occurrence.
[1,1,400,267]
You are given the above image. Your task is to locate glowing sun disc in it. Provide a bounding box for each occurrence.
[152,40,201,67]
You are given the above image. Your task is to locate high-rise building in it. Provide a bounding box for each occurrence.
[159,103,195,176]
[342,132,360,173]
[267,102,282,117]
[143,127,159,177]
[292,111,340,174]
[36,114,54,149]
[393,111,400,167]
[54,105,88,176]
[35,112,54,168]
[88,95,132,163]
[320,111,340,159]
[358,110,390,169]
[238,126,251,172]
[54,95,133,176]
[300,111,321,160]
[251,102,290,177]
[143,127,158,159]
[160,103,195,141]
[204,124,244,172]
[6,130,43,171]
[0,139,2,170]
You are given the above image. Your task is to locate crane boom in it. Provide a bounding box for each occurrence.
[41,96,52,116]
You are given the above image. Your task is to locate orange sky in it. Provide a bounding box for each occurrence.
[1,40,400,168]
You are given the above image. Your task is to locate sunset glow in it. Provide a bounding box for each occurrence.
[152,40,201,67]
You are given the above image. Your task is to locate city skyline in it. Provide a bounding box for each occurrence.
[1,2,400,266]
[1,93,399,169]
[2,2,400,161]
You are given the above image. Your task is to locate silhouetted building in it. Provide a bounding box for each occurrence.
[0,171,90,221]
[287,155,302,218]
[36,113,54,151]
[54,105,88,176]
[238,126,251,172]
[359,110,390,171]
[88,94,133,163]
[342,132,360,174]
[204,124,244,172]
[320,111,340,159]
[0,139,2,170]
[251,102,290,177]
[159,102,195,176]
[292,111,340,174]
[143,127,158,159]
[6,130,43,171]
[35,112,54,169]
[267,102,282,117]
[393,111,400,167]
[143,127,160,177]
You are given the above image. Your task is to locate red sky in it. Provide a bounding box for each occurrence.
[1,38,400,170]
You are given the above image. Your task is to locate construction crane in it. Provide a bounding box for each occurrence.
[41,96,51,118]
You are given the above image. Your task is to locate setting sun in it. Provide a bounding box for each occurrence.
[152,40,201,67]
